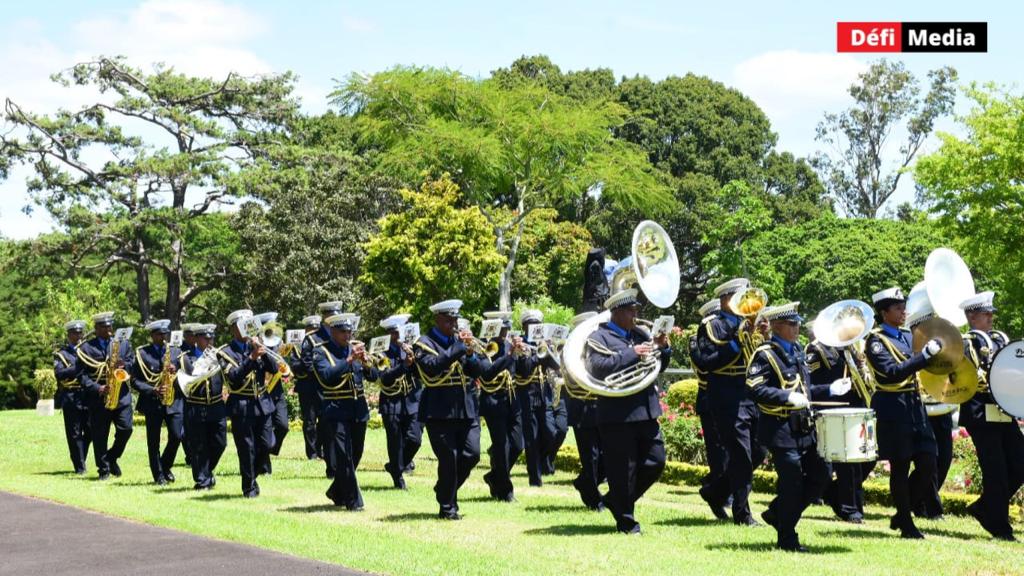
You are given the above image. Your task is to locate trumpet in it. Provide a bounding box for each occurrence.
[350,340,392,370]
[469,338,499,358]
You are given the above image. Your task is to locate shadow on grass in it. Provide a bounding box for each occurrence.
[379,512,441,522]
[523,524,618,536]
[654,515,729,527]
[815,528,892,540]
[804,511,889,522]
[920,526,988,541]
[461,495,507,503]
[193,492,245,501]
[280,504,342,514]
[705,542,852,554]
[34,470,81,477]
[360,484,407,493]
[525,504,595,514]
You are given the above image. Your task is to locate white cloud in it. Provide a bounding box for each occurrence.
[341,15,375,34]
[732,50,867,122]
[0,0,274,239]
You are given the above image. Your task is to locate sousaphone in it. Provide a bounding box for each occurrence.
[562,221,679,397]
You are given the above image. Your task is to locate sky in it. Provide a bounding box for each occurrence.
[1,0,1018,238]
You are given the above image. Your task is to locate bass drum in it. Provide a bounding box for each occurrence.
[989,339,1024,418]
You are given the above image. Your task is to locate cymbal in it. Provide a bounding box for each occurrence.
[912,317,965,374]
[919,359,979,404]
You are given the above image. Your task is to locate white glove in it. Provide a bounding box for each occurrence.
[829,377,852,397]
[787,391,809,409]
[922,339,943,360]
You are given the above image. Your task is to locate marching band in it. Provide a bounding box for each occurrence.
[48,224,1023,549]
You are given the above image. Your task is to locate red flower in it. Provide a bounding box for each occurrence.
[698,428,704,438]
[958,428,970,438]
[667,412,677,422]
[965,477,973,487]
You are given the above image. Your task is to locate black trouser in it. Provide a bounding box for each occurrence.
[912,413,953,517]
[889,453,937,529]
[326,419,367,509]
[184,406,227,488]
[713,402,765,522]
[966,423,1024,537]
[544,402,568,475]
[698,406,730,507]
[573,425,603,509]
[480,398,523,499]
[298,389,322,459]
[143,409,183,482]
[766,445,830,548]
[320,415,336,477]
[269,394,289,455]
[828,461,876,520]
[382,413,422,485]
[598,419,666,532]
[425,419,481,516]
[90,403,133,475]
[61,403,91,473]
[523,404,554,486]
[230,413,272,495]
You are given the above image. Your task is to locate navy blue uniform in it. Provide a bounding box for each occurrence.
[217,340,278,496]
[302,326,335,476]
[77,337,134,477]
[265,344,290,469]
[289,339,323,460]
[563,374,604,509]
[748,337,831,549]
[515,346,559,486]
[690,316,730,515]
[546,379,569,476]
[961,330,1024,538]
[692,309,766,523]
[806,340,875,522]
[54,344,91,474]
[864,323,936,533]
[311,338,373,509]
[585,321,670,533]
[375,341,423,488]
[478,339,521,500]
[181,348,227,489]
[132,343,184,483]
[415,327,484,518]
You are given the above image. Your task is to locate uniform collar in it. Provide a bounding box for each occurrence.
[881,323,902,338]
[607,320,629,338]
[230,339,249,354]
[429,326,453,347]
[771,335,796,357]
[191,347,204,358]
[719,309,740,325]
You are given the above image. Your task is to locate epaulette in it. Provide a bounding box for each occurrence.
[414,340,438,356]
[701,315,716,325]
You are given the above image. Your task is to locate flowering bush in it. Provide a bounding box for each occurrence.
[952,429,983,494]
[659,390,704,465]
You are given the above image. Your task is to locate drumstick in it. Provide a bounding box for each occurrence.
[809,401,850,406]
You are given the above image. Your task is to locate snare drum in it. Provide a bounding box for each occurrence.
[815,408,877,463]
[990,340,1024,418]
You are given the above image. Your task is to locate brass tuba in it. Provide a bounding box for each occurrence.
[813,299,876,401]
[562,221,679,397]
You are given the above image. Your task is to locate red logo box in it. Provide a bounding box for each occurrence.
[837,22,902,52]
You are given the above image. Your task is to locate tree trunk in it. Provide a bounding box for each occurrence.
[164,238,183,327]
[134,237,151,323]
[498,218,526,312]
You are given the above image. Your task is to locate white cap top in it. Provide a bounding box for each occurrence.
[64,320,87,332]
[254,311,278,325]
[604,289,640,310]
[713,278,749,298]
[761,301,803,323]
[91,311,115,325]
[380,313,412,331]
[301,315,322,327]
[959,291,996,313]
[698,299,721,317]
[429,299,464,317]
[226,309,253,326]
[520,308,545,324]
[144,319,171,333]
[872,287,905,305]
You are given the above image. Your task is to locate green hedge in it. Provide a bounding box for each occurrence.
[665,379,699,409]
[554,445,1021,521]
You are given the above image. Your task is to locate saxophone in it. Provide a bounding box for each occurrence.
[159,345,175,406]
[104,338,129,410]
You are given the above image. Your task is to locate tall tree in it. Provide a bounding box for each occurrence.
[915,85,1024,333]
[813,60,957,218]
[333,66,670,311]
[0,57,300,323]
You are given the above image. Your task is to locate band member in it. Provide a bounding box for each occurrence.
[255,311,290,475]
[691,299,730,520]
[478,311,522,501]
[415,299,484,520]
[292,315,323,461]
[131,319,184,485]
[54,319,90,475]
[748,302,843,552]
[312,314,374,510]
[692,278,767,525]
[546,336,570,477]
[375,313,423,490]
[182,323,227,490]
[585,289,671,534]
[217,309,278,498]
[959,291,1024,541]
[180,323,198,355]
[302,301,344,478]
[515,309,559,487]
[564,311,605,510]
[77,312,134,480]
[806,330,872,524]
[865,287,942,539]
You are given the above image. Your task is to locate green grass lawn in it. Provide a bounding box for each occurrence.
[0,409,1019,576]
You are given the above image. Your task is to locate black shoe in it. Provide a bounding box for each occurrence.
[326,488,337,503]
[394,478,407,490]
[779,543,809,553]
[840,515,863,524]
[98,472,111,481]
[193,483,207,491]
[110,461,122,477]
[994,532,1017,542]
[699,487,730,520]
[163,470,175,483]
[326,471,335,479]
[74,468,86,476]
[243,491,259,498]
[619,524,642,535]
[900,526,925,539]
[438,512,462,520]
[590,501,606,513]
[155,477,167,486]
[502,494,517,503]
[735,515,761,527]
[210,475,216,488]
[761,509,777,528]
[346,504,365,512]
[404,461,416,472]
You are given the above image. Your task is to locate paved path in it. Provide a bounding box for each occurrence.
[0,491,365,576]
